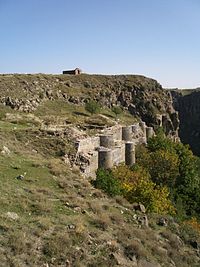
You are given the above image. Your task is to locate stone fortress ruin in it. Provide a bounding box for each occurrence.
[74,121,154,177]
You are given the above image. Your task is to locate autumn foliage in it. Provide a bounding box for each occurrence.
[95,164,175,215]
[94,129,200,219]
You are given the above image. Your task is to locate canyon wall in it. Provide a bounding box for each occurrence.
[171,89,200,155]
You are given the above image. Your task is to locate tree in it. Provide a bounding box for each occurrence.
[147,128,174,153]
[112,164,175,214]
[148,150,179,187]
[146,131,200,218]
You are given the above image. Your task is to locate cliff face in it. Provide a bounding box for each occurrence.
[171,89,200,155]
[93,76,179,138]
[0,74,179,138]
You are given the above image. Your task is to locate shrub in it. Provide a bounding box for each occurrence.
[111,106,122,118]
[93,213,111,230]
[99,165,175,214]
[184,217,200,235]
[93,168,122,197]
[85,100,100,115]
[180,219,200,245]
[136,144,151,169]
[147,128,175,153]
[121,170,175,214]
[125,240,148,260]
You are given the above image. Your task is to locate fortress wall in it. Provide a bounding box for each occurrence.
[76,136,100,153]
[112,145,125,165]
[98,148,113,169]
[100,134,114,148]
[137,136,147,144]
[125,142,135,166]
[146,126,154,140]
[83,151,98,177]
[103,125,122,140]
[122,126,132,141]
[74,121,151,177]
[131,123,141,138]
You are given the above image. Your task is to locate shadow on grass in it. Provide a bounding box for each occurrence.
[73,111,89,117]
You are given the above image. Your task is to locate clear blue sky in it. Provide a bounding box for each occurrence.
[0,0,199,88]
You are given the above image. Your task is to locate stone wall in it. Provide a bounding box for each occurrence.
[112,145,126,165]
[171,89,200,155]
[74,122,155,177]
[75,136,100,153]
[104,125,122,140]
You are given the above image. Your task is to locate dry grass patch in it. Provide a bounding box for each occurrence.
[110,212,125,225]
[161,230,182,249]
[48,158,69,176]
[124,239,149,260]
[88,200,104,215]
[92,213,111,231]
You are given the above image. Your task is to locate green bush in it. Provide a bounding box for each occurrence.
[85,100,100,115]
[147,128,174,153]
[111,106,122,118]
[93,168,122,197]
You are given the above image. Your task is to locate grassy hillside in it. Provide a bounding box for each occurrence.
[0,74,199,266]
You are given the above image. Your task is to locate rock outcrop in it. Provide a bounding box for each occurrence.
[0,74,179,138]
[94,77,179,138]
[171,89,200,155]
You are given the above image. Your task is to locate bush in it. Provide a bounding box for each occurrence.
[93,165,175,214]
[184,217,200,235]
[147,128,174,153]
[111,106,122,118]
[93,168,122,197]
[85,100,100,115]
[118,165,175,214]
[93,130,200,218]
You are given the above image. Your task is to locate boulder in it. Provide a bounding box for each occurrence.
[5,212,19,220]
[133,203,146,213]
[1,146,11,156]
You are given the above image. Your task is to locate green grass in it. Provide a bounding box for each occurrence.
[34,100,87,117]
[34,99,137,130]
[0,121,30,131]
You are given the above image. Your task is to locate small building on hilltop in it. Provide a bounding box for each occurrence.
[62,68,82,75]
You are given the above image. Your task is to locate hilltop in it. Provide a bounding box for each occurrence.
[0,73,179,134]
[0,74,199,267]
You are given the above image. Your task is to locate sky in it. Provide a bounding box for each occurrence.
[0,0,200,88]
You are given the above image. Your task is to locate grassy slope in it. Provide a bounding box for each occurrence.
[0,75,199,266]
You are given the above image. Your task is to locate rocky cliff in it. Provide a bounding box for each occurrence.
[171,88,200,155]
[0,73,179,137]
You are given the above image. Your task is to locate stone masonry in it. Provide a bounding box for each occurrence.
[74,122,154,177]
